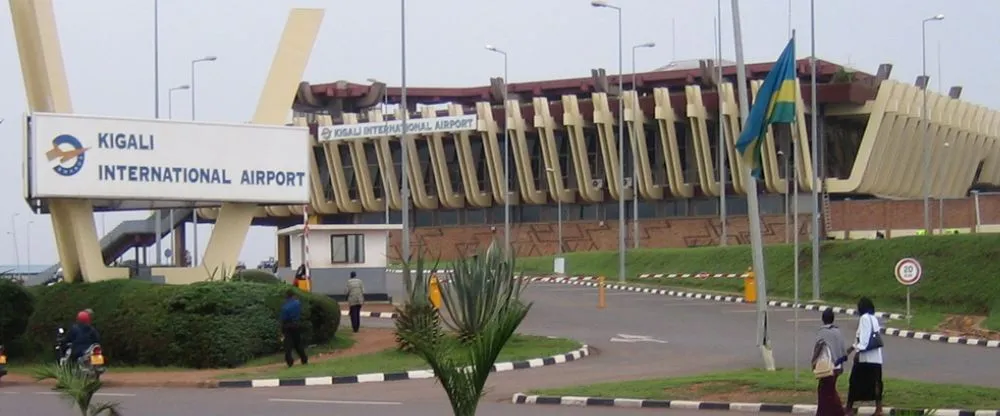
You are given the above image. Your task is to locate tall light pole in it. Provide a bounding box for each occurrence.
[9,213,19,270]
[168,84,189,119]
[778,149,790,243]
[591,0,626,283]
[546,167,564,255]
[153,0,162,266]
[400,0,412,264]
[921,14,944,234]
[168,84,189,266]
[485,44,511,259]
[716,0,728,246]
[190,55,217,266]
[367,77,392,225]
[809,0,821,301]
[630,41,655,249]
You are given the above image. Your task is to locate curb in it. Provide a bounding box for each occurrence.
[529,277,1000,349]
[216,345,590,389]
[511,393,1000,415]
[639,273,747,279]
[340,310,399,319]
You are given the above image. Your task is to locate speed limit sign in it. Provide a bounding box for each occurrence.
[894,258,922,286]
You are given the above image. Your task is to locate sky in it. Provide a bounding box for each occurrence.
[0,0,996,268]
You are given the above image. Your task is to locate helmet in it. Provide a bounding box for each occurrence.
[76,310,92,325]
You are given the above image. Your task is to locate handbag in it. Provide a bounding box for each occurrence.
[864,314,884,351]
[813,344,835,379]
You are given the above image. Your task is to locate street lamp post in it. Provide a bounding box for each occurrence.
[591,0,626,283]
[190,56,217,266]
[630,41,655,250]
[778,150,789,243]
[485,44,511,259]
[400,0,412,264]
[153,0,162,266]
[921,14,944,234]
[9,213,19,270]
[546,168,564,255]
[167,84,189,266]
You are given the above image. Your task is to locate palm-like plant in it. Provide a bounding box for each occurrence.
[398,240,533,416]
[34,364,122,416]
[441,241,527,343]
[394,250,444,352]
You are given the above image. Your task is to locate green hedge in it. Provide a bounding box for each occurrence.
[0,278,33,349]
[22,280,340,368]
[231,269,283,285]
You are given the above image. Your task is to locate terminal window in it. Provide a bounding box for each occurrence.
[330,234,365,264]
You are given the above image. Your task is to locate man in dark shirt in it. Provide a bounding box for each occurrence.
[66,310,100,362]
[280,290,308,367]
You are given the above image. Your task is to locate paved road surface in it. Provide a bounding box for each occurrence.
[0,385,731,416]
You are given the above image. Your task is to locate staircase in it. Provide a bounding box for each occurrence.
[29,208,194,285]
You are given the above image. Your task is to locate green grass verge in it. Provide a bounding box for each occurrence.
[5,334,356,375]
[516,234,1000,331]
[532,369,1000,409]
[220,334,581,380]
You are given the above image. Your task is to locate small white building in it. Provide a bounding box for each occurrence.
[276,224,402,301]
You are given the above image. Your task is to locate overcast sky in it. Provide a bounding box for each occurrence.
[0,0,996,268]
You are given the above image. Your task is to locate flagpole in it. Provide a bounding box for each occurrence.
[791,29,801,384]
[717,0,728,246]
[809,0,821,301]
[729,0,775,371]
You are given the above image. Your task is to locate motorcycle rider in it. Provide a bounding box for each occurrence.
[66,310,100,363]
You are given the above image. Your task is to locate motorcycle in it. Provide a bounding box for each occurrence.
[0,344,8,381]
[55,327,106,379]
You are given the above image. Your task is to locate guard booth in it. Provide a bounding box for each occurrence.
[276,224,401,302]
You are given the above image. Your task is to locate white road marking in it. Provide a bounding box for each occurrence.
[268,398,402,406]
[723,308,802,313]
[1,391,20,395]
[786,318,823,323]
[609,334,669,344]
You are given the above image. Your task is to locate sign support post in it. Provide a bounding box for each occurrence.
[894,257,922,327]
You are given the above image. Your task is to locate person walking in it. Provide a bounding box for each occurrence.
[280,289,308,367]
[845,297,884,416]
[345,271,365,333]
[812,309,848,416]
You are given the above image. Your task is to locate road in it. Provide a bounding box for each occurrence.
[3,275,996,415]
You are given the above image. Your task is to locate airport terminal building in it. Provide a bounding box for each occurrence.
[141,59,1000,264]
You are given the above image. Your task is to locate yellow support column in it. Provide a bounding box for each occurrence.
[597,276,606,309]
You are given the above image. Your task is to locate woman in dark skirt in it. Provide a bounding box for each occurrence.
[845,297,884,416]
[812,309,848,416]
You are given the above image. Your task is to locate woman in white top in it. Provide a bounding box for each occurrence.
[845,297,884,416]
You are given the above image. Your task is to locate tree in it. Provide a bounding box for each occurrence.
[34,365,122,416]
[397,241,532,416]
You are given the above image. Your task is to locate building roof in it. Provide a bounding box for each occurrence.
[294,58,877,115]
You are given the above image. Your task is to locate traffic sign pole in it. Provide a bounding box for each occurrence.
[894,258,923,326]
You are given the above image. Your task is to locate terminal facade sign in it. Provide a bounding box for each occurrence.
[26,112,311,204]
[318,114,479,141]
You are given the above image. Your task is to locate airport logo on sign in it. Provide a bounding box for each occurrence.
[45,134,89,177]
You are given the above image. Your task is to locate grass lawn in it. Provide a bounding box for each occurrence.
[532,369,1000,409]
[514,234,1000,331]
[5,334,356,376]
[221,334,581,380]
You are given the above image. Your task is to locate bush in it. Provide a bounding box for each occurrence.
[231,269,283,285]
[23,280,340,368]
[0,278,33,348]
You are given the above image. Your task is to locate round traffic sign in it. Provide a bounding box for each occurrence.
[894,258,922,286]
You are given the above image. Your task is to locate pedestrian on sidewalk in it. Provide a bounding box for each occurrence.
[845,297,884,416]
[345,271,365,333]
[812,309,848,416]
[280,289,308,367]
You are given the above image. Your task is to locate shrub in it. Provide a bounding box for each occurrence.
[23,279,340,368]
[0,277,33,350]
[232,269,284,285]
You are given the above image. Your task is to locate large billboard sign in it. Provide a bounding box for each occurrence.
[25,113,310,204]
[317,114,478,141]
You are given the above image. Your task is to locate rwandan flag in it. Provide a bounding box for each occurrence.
[735,38,797,179]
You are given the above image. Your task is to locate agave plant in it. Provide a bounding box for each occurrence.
[34,364,122,416]
[398,241,532,416]
[440,241,528,343]
[394,250,444,352]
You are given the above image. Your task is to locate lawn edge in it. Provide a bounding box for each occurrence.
[510,392,1000,415]
[214,343,591,389]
